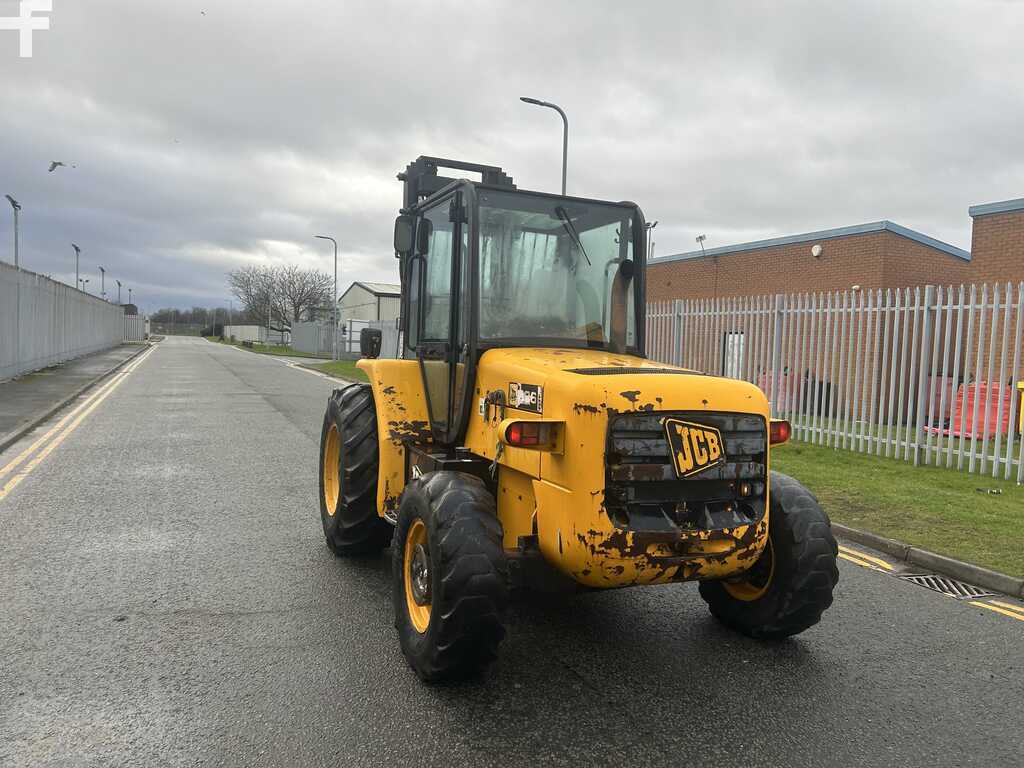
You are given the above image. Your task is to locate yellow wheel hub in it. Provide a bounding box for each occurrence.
[322,424,340,516]
[723,538,775,602]
[403,518,432,633]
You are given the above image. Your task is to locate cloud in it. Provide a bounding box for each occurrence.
[1,0,1022,309]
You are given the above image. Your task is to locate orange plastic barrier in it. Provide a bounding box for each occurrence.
[947,382,1015,439]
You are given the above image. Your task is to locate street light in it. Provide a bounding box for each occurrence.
[696,234,707,256]
[520,96,568,195]
[98,266,106,300]
[80,278,90,293]
[314,234,339,360]
[128,287,133,306]
[116,279,122,304]
[71,243,81,288]
[646,221,658,261]
[5,194,21,268]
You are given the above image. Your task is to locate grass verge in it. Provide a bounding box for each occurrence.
[772,441,1024,578]
[204,337,330,359]
[305,360,368,382]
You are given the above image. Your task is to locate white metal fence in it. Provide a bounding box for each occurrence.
[647,282,1024,481]
[1,261,124,380]
[291,321,334,357]
[124,315,149,342]
[291,319,401,359]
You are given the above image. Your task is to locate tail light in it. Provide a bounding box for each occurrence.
[769,419,791,445]
[500,419,563,452]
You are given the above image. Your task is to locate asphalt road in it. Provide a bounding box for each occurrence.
[1,336,1021,767]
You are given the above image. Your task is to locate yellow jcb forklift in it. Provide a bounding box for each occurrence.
[318,157,838,681]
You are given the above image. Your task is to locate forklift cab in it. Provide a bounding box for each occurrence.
[393,157,647,446]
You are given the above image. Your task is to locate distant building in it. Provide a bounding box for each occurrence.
[337,281,401,323]
[647,196,1024,302]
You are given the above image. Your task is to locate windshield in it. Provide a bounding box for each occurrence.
[477,190,637,347]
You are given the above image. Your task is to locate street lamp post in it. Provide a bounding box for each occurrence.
[646,221,658,261]
[99,266,106,301]
[80,278,90,293]
[519,97,568,195]
[71,243,81,288]
[314,235,339,360]
[128,287,133,306]
[116,279,122,304]
[5,195,21,268]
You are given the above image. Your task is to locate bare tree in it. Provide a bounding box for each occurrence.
[227,264,332,331]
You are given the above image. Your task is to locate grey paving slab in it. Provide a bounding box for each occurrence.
[0,344,146,451]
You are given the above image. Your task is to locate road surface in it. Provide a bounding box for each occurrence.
[1,336,1021,767]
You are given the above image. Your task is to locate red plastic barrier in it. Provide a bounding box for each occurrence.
[949,382,1015,438]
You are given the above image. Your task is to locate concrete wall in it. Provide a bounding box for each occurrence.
[0,261,123,381]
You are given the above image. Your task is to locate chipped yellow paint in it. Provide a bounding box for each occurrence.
[463,347,772,589]
[361,346,771,588]
[358,358,431,519]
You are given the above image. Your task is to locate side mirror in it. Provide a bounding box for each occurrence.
[394,215,415,256]
[416,218,433,255]
[360,327,382,359]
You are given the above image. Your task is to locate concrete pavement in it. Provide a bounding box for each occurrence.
[1,336,1021,767]
[0,344,147,452]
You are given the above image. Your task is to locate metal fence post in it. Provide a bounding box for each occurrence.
[770,294,784,417]
[913,285,936,466]
[672,299,683,367]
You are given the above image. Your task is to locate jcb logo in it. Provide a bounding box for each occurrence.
[663,419,725,478]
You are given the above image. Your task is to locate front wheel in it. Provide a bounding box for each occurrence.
[699,471,838,639]
[392,472,508,682]
[318,385,391,556]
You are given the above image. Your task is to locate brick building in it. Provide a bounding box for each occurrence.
[647,196,1023,301]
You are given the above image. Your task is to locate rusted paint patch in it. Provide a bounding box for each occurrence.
[386,419,431,446]
[620,390,641,403]
[573,402,601,415]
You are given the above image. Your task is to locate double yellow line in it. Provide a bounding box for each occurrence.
[974,600,1024,622]
[838,544,893,572]
[0,346,154,503]
[838,544,1024,624]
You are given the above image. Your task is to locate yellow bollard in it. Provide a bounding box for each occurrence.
[1019,382,1024,436]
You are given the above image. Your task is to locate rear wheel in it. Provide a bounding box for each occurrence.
[699,471,838,639]
[393,472,508,682]
[318,385,391,556]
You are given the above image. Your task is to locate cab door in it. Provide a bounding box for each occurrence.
[403,192,471,445]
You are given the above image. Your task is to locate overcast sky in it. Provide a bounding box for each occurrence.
[2,0,1022,310]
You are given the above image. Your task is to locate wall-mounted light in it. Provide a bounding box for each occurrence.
[811,244,823,258]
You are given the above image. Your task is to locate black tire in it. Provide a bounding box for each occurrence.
[318,385,391,556]
[392,472,508,682]
[699,471,838,639]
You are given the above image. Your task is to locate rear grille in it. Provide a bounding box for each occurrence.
[605,411,767,532]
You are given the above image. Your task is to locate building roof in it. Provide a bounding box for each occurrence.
[650,220,971,266]
[358,281,401,296]
[968,197,1024,218]
[337,281,401,303]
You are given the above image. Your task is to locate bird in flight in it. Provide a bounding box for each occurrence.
[48,161,76,172]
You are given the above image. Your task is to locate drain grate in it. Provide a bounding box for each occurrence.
[899,573,995,600]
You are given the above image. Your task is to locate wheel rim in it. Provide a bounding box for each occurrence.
[723,538,775,601]
[403,518,432,633]
[322,424,340,515]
